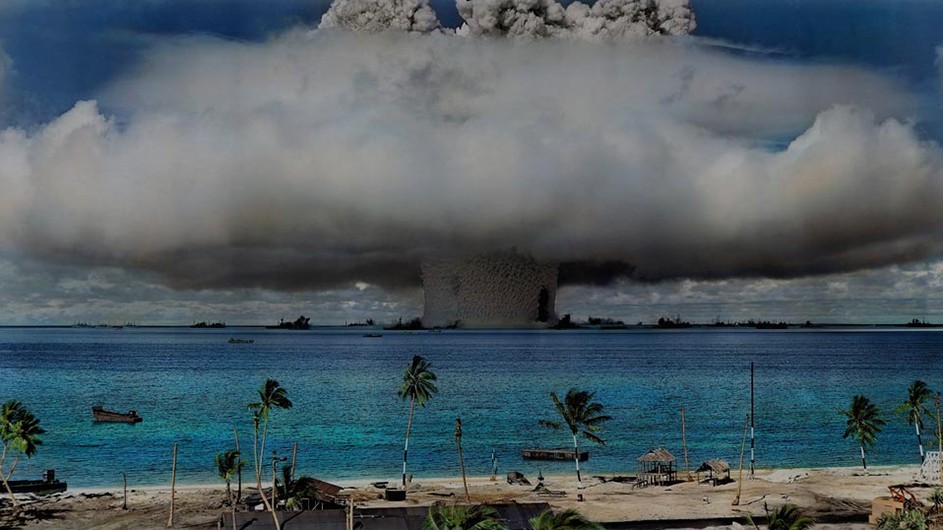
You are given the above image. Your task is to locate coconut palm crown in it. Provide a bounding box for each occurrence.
[840,394,885,470]
[248,379,293,421]
[398,355,438,406]
[539,388,612,486]
[399,355,438,487]
[424,504,507,530]
[1,400,46,507]
[215,449,242,504]
[894,380,932,461]
[529,509,602,530]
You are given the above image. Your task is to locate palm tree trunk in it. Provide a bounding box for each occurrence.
[860,444,867,471]
[0,444,15,508]
[252,418,279,530]
[1,454,22,508]
[234,427,242,502]
[916,422,925,461]
[455,419,469,503]
[258,416,280,530]
[572,433,582,487]
[226,481,236,530]
[402,397,415,488]
[252,421,260,491]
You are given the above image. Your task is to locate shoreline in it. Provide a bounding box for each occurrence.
[3,464,927,529]
[62,463,921,494]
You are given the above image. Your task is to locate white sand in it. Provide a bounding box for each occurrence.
[1,465,930,529]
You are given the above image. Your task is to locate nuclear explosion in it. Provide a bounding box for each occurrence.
[422,253,559,328]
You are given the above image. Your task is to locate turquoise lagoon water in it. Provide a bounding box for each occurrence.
[1,327,942,488]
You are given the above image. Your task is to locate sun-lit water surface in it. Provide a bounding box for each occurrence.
[1,327,941,488]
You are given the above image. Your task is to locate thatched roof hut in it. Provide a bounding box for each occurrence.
[695,459,730,486]
[638,448,676,463]
[636,448,677,486]
[695,459,729,475]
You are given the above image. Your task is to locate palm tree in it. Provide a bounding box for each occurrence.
[840,395,885,470]
[529,509,602,530]
[895,380,933,461]
[0,400,45,507]
[538,388,612,487]
[398,355,438,488]
[216,449,242,505]
[216,449,242,530]
[424,504,507,530]
[876,508,927,530]
[247,379,293,529]
[929,486,943,513]
[746,503,814,530]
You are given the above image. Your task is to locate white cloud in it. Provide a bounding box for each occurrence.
[0,31,936,295]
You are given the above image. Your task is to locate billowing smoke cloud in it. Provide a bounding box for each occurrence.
[455,0,694,39]
[0,31,938,292]
[0,45,10,99]
[317,0,692,40]
[319,0,442,33]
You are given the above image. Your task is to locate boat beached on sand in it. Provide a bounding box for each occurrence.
[8,470,67,495]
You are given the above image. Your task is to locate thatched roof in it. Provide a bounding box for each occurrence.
[637,448,676,462]
[696,459,729,474]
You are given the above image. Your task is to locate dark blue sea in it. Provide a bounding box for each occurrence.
[2,327,941,488]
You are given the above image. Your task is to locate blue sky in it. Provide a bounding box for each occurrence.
[0,0,941,325]
[2,0,941,128]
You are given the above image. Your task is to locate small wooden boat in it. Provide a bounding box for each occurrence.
[522,448,589,461]
[362,333,383,338]
[228,338,254,344]
[92,405,142,424]
[9,470,67,495]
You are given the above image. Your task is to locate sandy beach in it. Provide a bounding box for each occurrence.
[0,465,932,529]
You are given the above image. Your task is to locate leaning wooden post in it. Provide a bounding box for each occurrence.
[749,362,755,479]
[167,443,177,527]
[123,472,128,510]
[681,407,690,481]
[455,418,470,503]
[936,393,942,484]
[732,414,748,506]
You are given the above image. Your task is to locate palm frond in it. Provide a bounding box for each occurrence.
[400,355,439,407]
[424,504,506,530]
[1,401,44,458]
[529,509,602,530]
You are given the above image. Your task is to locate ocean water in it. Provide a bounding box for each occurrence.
[1,327,942,489]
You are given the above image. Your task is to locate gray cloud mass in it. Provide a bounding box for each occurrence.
[0,29,939,293]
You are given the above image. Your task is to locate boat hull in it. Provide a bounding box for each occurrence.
[8,479,67,495]
[92,407,142,423]
[522,448,589,461]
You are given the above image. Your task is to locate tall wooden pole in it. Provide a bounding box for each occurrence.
[732,414,748,506]
[291,442,298,484]
[167,443,177,527]
[490,447,497,482]
[681,407,690,480]
[456,418,470,503]
[123,472,128,510]
[749,362,755,478]
[234,427,242,503]
[936,393,942,484]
